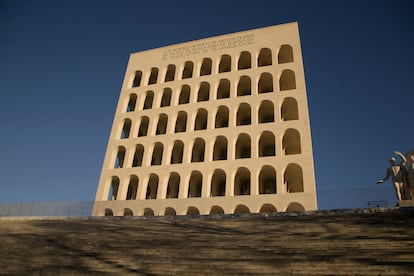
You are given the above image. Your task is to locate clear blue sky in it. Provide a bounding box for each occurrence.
[1,0,413,209]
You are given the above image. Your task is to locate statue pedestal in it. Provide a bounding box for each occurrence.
[399,200,414,207]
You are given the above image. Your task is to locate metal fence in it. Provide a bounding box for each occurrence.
[0,186,397,217]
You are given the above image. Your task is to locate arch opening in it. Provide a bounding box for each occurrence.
[258,48,272,67]
[165,64,176,82]
[191,138,205,162]
[284,164,304,193]
[197,82,210,102]
[187,206,200,215]
[235,133,251,159]
[132,144,144,167]
[238,51,251,70]
[108,176,119,200]
[259,165,277,194]
[282,129,301,155]
[258,73,274,93]
[279,70,296,91]
[211,169,226,197]
[194,108,208,130]
[156,114,168,135]
[138,116,149,137]
[234,167,250,195]
[281,97,299,121]
[213,136,228,161]
[179,85,190,105]
[148,67,158,85]
[126,94,137,112]
[151,142,163,165]
[237,76,251,96]
[258,100,274,123]
[286,202,305,212]
[171,140,184,164]
[166,172,180,199]
[236,103,251,126]
[165,207,176,216]
[126,175,139,200]
[259,131,276,157]
[182,61,193,79]
[215,106,229,128]
[188,171,202,198]
[146,174,159,199]
[200,58,212,76]
[160,88,172,107]
[278,45,294,64]
[143,91,154,110]
[124,208,133,216]
[132,71,142,88]
[175,111,187,133]
[114,146,126,168]
[210,206,225,215]
[260,204,277,213]
[234,204,250,214]
[120,119,131,139]
[217,79,230,99]
[219,55,231,73]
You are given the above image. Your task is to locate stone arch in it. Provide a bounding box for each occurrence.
[281,97,299,121]
[258,48,272,67]
[131,70,142,88]
[217,79,230,99]
[213,136,228,161]
[156,113,168,135]
[284,164,304,193]
[234,167,250,195]
[138,116,149,137]
[211,169,226,196]
[215,106,229,128]
[126,175,139,200]
[160,88,172,107]
[151,142,163,165]
[108,176,119,200]
[146,174,159,199]
[124,208,133,216]
[286,202,305,212]
[282,129,301,155]
[188,171,202,198]
[143,208,155,216]
[182,61,193,79]
[165,64,176,82]
[279,69,296,91]
[104,208,113,216]
[132,144,144,167]
[236,103,251,126]
[197,82,210,102]
[187,206,200,215]
[165,207,176,216]
[191,138,205,162]
[235,133,251,159]
[258,73,274,93]
[200,58,212,76]
[237,76,251,96]
[143,90,154,110]
[238,51,251,70]
[278,44,294,64]
[234,204,250,214]
[120,118,131,139]
[219,54,231,73]
[171,140,184,164]
[148,67,158,85]
[259,204,277,213]
[194,108,208,130]
[114,146,126,168]
[126,93,137,112]
[175,111,187,133]
[258,100,274,123]
[179,85,191,104]
[259,131,276,157]
[259,165,277,194]
[210,206,225,215]
[166,172,180,199]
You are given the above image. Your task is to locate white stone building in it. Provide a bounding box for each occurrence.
[93,22,317,216]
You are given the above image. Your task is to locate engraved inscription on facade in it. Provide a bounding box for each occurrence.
[162,34,254,61]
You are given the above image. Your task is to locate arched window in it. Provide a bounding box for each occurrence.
[188,171,202,198]
[258,73,273,93]
[200,58,212,76]
[151,142,163,165]
[281,97,299,121]
[259,165,276,194]
[126,175,139,200]
[171,140,184,164]
[132,144,144,167]
[236,103,251,126]
[234,167,250,195]
[234,204,250,214]
[120,119,131,139]
[238,51,251,70]
[258,48,272,67]
[165,207,176,216]
[132,70,142,88]
[160,88,172,107]
[182,61,193,79]
[258,100,274,123]
[191,138,205,162]
[143,208,155,216]
[284,164,304,193]
[197,82,210,102]
[219,55,231,73]
[237,76,251,96]
[279,70,296,91]
[138,116,149,137]
[104,208,113,216]
[156,113,168,135]
[217,79,230,99]
[143,91,154,110]
[146,174,159,199]
[211,169,226,196]
[108,176,119,200]
[235,133,251,159]
[166,172,180,199]
[213,136,228,161]
[215,106,229,128]
[165,64,176,82]
[187,206,200,215]
[286,202,305,212]
[114,146,126,168]
[278,44,294,64]
[124,208,133,216]
[126,94,137,112]
[148,67,158,85]
[210,206,225,215]
[194,108,208,130]
[179,85,191,104]
[175,111,187,133]
[259,131,276,157]
[259,204,277,213]
[282,129,301,155]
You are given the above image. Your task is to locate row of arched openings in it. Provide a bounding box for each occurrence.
[131,45,294,88]
[126,71,295,112]
[114,129,301,168]
[120,98,299,139]
[107,163,304,201]
[103,202,305,217]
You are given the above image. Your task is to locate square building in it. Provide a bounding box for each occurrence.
[93,22,317,216]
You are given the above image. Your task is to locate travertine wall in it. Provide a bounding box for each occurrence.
[93,22,317,216]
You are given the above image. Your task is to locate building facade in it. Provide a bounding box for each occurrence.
[93,22,317,216]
